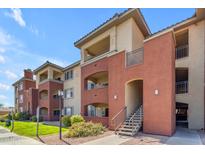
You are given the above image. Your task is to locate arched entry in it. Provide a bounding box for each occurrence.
[176,102,188,128]
[125,79,143,117]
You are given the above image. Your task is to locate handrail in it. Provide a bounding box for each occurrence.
[111,106,127,133]
[129,105,143,135]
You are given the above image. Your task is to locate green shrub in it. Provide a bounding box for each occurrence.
[5,119,11,127]
[14,112,30,121]
[31,115,37,122]
[31,115,43,122]
[70,115,85,125]
[14,112,21,120]
[64,122,105,138]
[62,116,71,127]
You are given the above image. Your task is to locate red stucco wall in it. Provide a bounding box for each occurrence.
[81,32,176,136]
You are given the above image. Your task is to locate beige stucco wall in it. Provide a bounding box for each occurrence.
[80,18,144,64]
[176,20,205,129]
[63,65,81,115]
[36,66,63,88]
[125,80,143,117]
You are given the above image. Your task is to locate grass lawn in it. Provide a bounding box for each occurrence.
[0,121,67,137]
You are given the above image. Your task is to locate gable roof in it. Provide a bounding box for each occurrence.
[74,8,151,48]
[33,61,64,74]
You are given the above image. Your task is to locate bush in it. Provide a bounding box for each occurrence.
[31,115,37,122]
[14,112,21,120]
[64,122,105,138]
[70,115,85,125]
[14,112,30,121]
[31,115,43,122]
[62,116,71,127]
[5,119,11,127]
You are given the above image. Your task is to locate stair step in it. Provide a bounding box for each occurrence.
[119,128,133,132]
[118,131,134,136]
[123,121,141,125]
[121,124,141,127]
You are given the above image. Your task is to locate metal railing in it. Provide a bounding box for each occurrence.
[126,48,143,67]
[128,105,143,136]
[111,106,127,133]
[176,45,189,59]
[176,81,188,94]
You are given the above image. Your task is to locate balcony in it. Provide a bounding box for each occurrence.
[126,48,143,67]
[176,68,188,94]
[176,45,189,59]
[85,87,108,104]
[176,81,188,94]
[175,29,188,60]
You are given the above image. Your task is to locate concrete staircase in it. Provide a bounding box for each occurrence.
[117,105,143,136]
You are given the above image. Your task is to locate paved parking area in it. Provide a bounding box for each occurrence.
[165,127,202,145]
[0,126,43,145]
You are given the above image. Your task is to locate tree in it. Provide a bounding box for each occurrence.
[0,103,3,108]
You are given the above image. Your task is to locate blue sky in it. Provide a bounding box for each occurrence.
[0,8,195,107]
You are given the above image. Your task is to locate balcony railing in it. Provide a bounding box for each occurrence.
[87,83,108,90]
[176,81,188,94]
[126,48,143,67]
[176,45,189,59]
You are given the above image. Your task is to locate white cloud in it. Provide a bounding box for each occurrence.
[0,48,6,53]
[0,55,5,64]
[5,8,26,27]
[5,70,18,80]
[0,95,7,100]
[0,55,5,63]
[0,83,10,91]
[29,25,39,36]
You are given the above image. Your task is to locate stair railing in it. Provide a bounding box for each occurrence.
[128,105,143,135]
[111,106,127,134]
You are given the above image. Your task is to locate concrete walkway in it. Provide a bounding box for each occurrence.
[0,126,43,145]
[165,127,202,145]
[83,134,132,145]
[83,127,203,145]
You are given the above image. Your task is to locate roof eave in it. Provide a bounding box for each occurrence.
[74,8,151,48]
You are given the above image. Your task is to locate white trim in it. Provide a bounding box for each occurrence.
[144,17,196,43]
[81,49,118,67]
[144,29,174,43]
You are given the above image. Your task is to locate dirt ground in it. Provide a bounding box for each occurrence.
[35,130,113,145]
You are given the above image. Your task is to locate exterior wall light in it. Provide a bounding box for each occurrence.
[154,89,159,95]
[114,95,117,100]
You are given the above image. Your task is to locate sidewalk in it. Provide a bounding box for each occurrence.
[83,134,132,145]
[0,126,43,145]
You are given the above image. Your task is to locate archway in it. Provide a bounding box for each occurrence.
[125,79,143,117]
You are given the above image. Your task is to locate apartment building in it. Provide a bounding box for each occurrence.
[63,61,81,116]
[33,61,64,121]
[75,8,205,136]
[13,61,81,121]
[12,69,36,114]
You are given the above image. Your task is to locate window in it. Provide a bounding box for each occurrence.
[64,88,74,99]
[53,110,60,116]
[19,107,23,112]
[19,82,23,90]
[64,70,73,80]
[19,95,23,103]
[64,107,73,116]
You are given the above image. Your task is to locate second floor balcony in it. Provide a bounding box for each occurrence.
[126,48,143,67]
[176,45,189,59]
[176,81,188,94]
